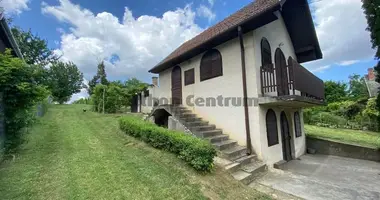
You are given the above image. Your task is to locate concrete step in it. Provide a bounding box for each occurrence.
[197,129,222,138]
[234,155,256,165]
[205,134,229,143]
[185,121,209,127]
[241,162,267,174]
[231,170,254,185]
[180,113,197,118]
[180,117,203,122]
[224,162,241,172]
[222,146,247,160]
[212,140,237,150]
[189,125,216,132]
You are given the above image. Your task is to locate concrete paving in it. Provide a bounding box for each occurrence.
[252,154,380,200]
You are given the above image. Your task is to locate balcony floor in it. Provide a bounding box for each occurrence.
[258,95,325,108]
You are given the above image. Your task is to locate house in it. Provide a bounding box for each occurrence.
[138,0,324,183]
[0,13,23,58]
[364,68,380,97]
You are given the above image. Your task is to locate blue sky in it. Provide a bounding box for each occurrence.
[2,0,377,85]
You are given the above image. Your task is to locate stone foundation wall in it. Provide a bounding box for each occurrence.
[306,137,380,162]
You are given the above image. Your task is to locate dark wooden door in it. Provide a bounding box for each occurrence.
[275,49,289,96]
[131,95,138,113]
[171,66,182,105]
[280,112,292,161]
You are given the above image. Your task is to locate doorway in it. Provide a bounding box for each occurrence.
[171,66,182,105]
[275,48,289,96]
[280,111,292,161]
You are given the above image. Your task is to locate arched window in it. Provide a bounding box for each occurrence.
[294,112,302,137]
[266,109,279,146]
[261,38,272,67]
[200,49,223,81]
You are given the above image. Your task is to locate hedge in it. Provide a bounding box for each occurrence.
[119,116,217,172]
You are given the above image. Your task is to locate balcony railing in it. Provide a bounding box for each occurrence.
[260,57,324,101]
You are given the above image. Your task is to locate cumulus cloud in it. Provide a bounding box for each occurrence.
[42,0,203,81]
[197,4,216,22]
[304,0,375,73]
[0,0,30,15]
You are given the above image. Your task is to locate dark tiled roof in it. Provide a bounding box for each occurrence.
[149,0,280,73]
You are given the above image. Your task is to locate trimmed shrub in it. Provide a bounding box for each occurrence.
[119,116,217,172]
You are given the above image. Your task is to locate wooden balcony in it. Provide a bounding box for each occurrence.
[259,57,325,107]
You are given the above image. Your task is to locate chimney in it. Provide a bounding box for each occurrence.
[368,68,375,81]
[152,77,158,87]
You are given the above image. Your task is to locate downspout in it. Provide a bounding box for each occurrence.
[238,26,253,155]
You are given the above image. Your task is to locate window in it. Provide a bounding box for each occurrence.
[266,109,279,146]
[184,68,195,85]
[200,49,223,81]
[144,90,149,97]
[294,112,302,137]
[261,38,272,67]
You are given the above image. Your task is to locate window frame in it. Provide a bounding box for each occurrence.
[294,111,302,138]
[266,109,279,147]
[200,49,223,81]
[184,68,195,86]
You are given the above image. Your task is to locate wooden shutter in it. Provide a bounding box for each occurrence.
[266,109,279,146]
[200,49,222,81]
[261,38,272,67]
[294,112,302,137]
[185,68,195,85]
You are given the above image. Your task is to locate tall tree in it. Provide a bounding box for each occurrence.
[11,27,59,66]
[47,61,84,104]
[88,61,108,95]
[363,0,380,130]
[348,74,369,100]
[324,80,348,103]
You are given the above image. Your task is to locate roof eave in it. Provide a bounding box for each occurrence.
[0,18,24,60]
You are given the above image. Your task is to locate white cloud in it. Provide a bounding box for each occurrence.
[304,0,375,72]
[0,0,30,15]
[339,60,360,66]
[197,4,216,22]
[310,65,330,73]
[208,0,215,7]
[42,0,203,81]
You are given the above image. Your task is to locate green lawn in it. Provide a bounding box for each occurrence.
[305,125,380,149]
[0,105,269,200]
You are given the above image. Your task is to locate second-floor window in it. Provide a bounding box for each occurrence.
[200,49,223,81]
[261,38,272,67]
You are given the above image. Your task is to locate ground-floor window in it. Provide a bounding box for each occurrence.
[294,111,302,137]
[266,109,279,146]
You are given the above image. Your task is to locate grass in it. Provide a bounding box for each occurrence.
[0,104,270,200]
[305,125,380,149]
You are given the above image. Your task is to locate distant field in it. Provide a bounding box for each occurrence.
[305,125,380,149]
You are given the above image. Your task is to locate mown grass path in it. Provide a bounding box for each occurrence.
[0,105,269,200]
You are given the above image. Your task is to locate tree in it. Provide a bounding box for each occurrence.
[324,80,348,103]
[47,61,84,104]
[11,27,59,66]
[348,74,369,100]
[363,0,380,130]
[124,78,148,106]
[0,50,49,151]
[88,61,108,95]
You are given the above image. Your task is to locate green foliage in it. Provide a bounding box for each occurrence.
[72,98,91,105]
[119,116,217,172]
[47,61,84,104]
[123,78,149,106]
[88,61,109,95]
[324,80,348,103]
[0,50,49,152]
[11,27,59,66]
[91,84,127,113]
[348,74,369,100]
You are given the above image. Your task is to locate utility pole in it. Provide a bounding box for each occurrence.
[102,86,105,114]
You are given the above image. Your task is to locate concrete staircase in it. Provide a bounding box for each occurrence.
[151,104,267,185]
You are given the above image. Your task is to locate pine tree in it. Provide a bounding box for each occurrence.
[88,61,109,95]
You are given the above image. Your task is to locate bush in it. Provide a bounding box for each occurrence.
[119,116,217,172]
